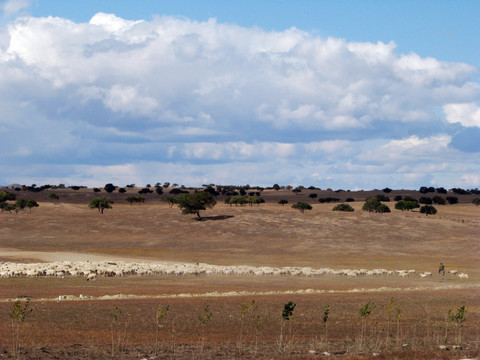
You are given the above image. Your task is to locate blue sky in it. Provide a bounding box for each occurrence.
[0,0,479,189]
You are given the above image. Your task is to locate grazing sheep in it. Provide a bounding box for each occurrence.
[448,270,458,276]
[458,273,469,279]
[86,273,97,281]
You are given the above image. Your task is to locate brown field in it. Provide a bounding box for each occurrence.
[0,187,479,359]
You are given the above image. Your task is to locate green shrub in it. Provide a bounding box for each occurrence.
[332,203,354,212]
[375,194,390,202]
[420,205,437,215]
[363,198,390,213]
[395,200,419,211]
[433,196,446,205]
[291,202,312,213]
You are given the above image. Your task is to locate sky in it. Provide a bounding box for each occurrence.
[0,0,479,190]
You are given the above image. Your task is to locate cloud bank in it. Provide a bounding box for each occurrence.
[0,13,479,188]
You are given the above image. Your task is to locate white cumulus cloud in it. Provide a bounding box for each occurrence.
[443,103,480,127]
[0,12,479,189]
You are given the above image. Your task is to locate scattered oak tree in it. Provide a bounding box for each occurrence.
[126,196,145,205]
[432,196,446,205]
[104,183,117,193]
[88,198,113,214]
[395,200,419,211]
[175,192,217,220]
[278,199,288,206]
[363,197,391,213]
[0,191,16,202]
[291,202,312,213]
[420,205,437,215]
[25,200,39,212]
[446,196,459,205]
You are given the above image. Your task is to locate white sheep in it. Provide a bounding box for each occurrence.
[458,273,469,279]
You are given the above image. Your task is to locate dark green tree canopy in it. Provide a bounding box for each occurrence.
[332,203,354,212]
[176,192,217,220]
[104,183,117,193]
[88,197,113,214]
[363,197,391,213]
[420,205,437,215]
[395,200,419,211]
[0,191,16,202]
[291,202,312,213]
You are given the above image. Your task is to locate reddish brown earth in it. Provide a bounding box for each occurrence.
[0,187,479,359]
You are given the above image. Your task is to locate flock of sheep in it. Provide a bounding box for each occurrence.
[0,261,469,280]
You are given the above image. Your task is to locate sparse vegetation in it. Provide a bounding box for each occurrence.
[10,299,32,359]
[363,197,391,213]
[420,204,437,215]
[104,183,117,193]
[88,197,113,214]
[446,196,459,205]
[318,197,340,203]
[291,201,312,213]
[332,203,354,212]
[395,200,419,211]
[1,183,479,358]
[176,192,216,220]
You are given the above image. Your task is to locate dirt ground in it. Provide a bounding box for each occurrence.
[0,187,479,359]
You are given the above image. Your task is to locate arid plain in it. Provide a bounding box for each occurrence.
[0,187,479,359]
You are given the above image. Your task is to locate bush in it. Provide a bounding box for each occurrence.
[318,197,340,203]
[169,188,188,195]
[291,202,312,213]
[0,191,16,202]
[278,200,288,206]
[376,204,391,213]
[451,188,471,195]
[382,187,392,193]
[436,187,447,194]
[419,197,432,204]
[419,186,435,194]
[472,198,480,206]
[363,198,391,213]
[332,204,354,212]
[432,196,446,205]
[375,194,390,202]
[395,200,419,211]
[118,188,126,193]
[308,193,318,199]
[420,205,437,215]
[138,188,153,194]
[393,195,403,201]
[446,196,459,205]
[104,183,117,193]
[346,197,355,202]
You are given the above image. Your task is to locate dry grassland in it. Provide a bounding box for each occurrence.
[0,189,479,359]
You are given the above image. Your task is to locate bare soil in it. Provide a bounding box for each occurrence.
[0,187,479,359]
